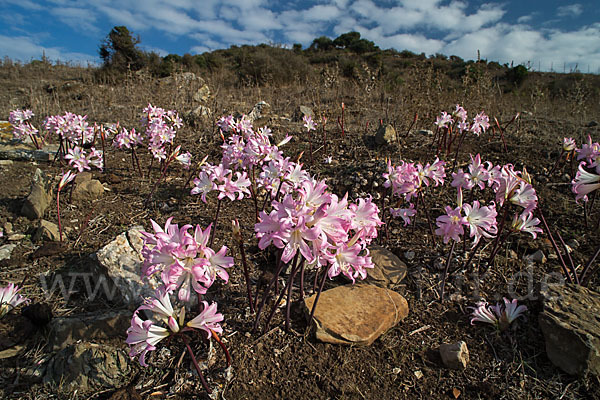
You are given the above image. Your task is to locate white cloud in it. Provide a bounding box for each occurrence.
[443,22,600,71]
[0,34,97,64]
[50,7,99,35]
[557,4,583,18]
[3,0,44,10]
[517,15,533,24]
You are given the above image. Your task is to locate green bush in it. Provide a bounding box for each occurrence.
[506,65,528,87]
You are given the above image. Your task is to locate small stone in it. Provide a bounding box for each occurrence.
[21,168,53,220]
[587,121,598,127]
[539,284,600,376]
[439,341,469,370]
[0,244,17,261]
[72,179,105,201]
[524,250,546,264]
[367,245,408,288]
[417,129,434,136]
[3,222,13,234]
[404,251,415,261]
[375,124,396,146]
[8,233,25,241]
[303,284,409,346]
[33,220,61,242]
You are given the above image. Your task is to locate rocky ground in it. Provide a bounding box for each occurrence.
[0,67,599,399]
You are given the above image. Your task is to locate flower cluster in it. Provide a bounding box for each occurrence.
[572,135,600,202]
[192,163,251,202]
[256,177,382,283]
[470,298,527,331]
[44,112,94,145]
[0,283,30,318]
[126,288,223,366]
[139,218,234,302]
[9,109,39,141]
[436,156,541,244]
[64,145,103,172]
[141,104,183,161]
[384,157,446,225]
[113,127,143,150]
[126,217,231,367]
[193,115,294,202]
[434,105,490,136]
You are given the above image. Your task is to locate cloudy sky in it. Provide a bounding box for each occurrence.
[1,0,599,72]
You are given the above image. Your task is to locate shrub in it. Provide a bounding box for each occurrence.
[99,26,145,71]
[506,65,529,87]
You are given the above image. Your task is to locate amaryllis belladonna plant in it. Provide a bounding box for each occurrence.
[128,217,233,394]
[469,298,527,331]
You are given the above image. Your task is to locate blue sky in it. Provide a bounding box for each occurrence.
[1,0,599,72]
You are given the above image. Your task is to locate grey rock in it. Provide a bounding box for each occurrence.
[21,168,53,219]
[193,84,211,103]
[160,72,205,89]
[375,124,396,145]
[95,226,156,307]
[190,105,211,119]
[8,233,26,241]
[47,310,131,351]
[0,143,59,161]
[439,341,469,370]
[304,284,408,346]
[294,105,314,122]
[33,220,61,242]
[417,129,434,136]
[404,251,415,261]
[367,245,408,288]
[247,101,271,124]
[72,179,105,201]
[525,250,546,264]
[0,244,17,261]
[539,284,600,376]
[44,342,130,394]
[587,121,598,127]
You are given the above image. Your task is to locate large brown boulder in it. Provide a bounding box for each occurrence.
[304,284,408,345]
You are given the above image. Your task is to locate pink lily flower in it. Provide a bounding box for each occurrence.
[126,311,170,366]
[186,301,224,339]
[0,283,30,318]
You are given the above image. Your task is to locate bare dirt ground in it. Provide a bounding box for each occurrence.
[0,62,599,399]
